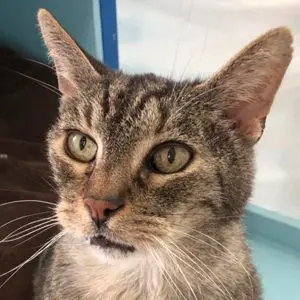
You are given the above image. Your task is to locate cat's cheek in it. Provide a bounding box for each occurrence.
[56,198,96,237]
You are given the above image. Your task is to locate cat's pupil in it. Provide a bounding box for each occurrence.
[167,147,176,164]
[79,136,86,151]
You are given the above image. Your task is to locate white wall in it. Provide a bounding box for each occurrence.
[117,0,300,219]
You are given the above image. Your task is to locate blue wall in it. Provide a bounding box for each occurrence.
[0,0,103,62]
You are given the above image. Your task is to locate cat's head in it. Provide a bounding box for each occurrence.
[38,9,292,260]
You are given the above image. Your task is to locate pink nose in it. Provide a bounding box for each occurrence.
[84,196,123,227]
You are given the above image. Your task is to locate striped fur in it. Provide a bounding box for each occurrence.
[34,9,293,300]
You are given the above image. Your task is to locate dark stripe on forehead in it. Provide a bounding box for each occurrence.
[128,82,172,126]
[110,79,135,122]
[107,75,148,127]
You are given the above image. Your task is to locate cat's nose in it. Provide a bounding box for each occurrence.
[84,195,124,228]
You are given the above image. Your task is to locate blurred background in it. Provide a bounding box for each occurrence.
[117,0,300,219]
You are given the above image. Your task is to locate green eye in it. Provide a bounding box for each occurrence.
[148,143,192,174]
[66,131,97,162]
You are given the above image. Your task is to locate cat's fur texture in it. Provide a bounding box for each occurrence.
[34,9,293,300]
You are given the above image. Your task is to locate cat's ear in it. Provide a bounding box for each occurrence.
[37,9,106,97]
[203,27,293,143]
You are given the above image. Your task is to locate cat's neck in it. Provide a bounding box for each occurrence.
[63,235,166,299]
[56,226,252,300]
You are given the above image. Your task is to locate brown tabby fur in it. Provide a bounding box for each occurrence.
[34,9,293,300]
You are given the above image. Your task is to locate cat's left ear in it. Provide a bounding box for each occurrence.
[38,9,107,97]
[202,27,293,144]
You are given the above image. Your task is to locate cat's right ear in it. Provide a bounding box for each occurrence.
[37,9,107,97]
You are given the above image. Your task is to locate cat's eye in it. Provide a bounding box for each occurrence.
[66,131,97,162]
[148,143,192,174]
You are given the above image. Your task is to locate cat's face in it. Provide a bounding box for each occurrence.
[38,10,292,260]
[47,72,254,257]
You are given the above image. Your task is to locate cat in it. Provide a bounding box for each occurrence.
[34,8,293,300]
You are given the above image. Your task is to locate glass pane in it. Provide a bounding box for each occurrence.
[117,0,300,218]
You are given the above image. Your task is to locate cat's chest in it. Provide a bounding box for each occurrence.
[70,273,165,300]
[69,253,166,300]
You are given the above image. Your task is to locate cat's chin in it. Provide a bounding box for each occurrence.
[89,234,135,253]
[82,233,136,262]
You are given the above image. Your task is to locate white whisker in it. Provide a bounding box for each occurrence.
[12,224,58,248]
[167,239,224,296]
[24,58,54,70]
[171,227,254,299]
[0,231,64,288]
[153,235,198,300]
[0,66,61,96]
[189,228,254,297]
[143,242,177,299]
[2,215,56,238]
[171,84,224,120]
[0,200,56,208]
[0,212,50,230]
[147,244,186,300]
[2,220,58,243]
[176,242,233,300]
[169,0,194,103]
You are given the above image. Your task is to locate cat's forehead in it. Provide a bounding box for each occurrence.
[56,74,205,166]
[58,74,172,144]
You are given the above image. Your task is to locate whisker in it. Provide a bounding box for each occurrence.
[41,176,58,195]
[174,18,209,87]
[0,231,64,288]
[0,188,57,200]
[171,84,224,119]
[12,224,58,248]
[0,200,56,208]
[1,216,57,241]
[2,219,58,242]
[24,58,54,70]
[154,236,208,286]
[173,80,191,105]
[168,240,221,293]
[0,66,61,96]
[0,221,58,244]
[143,242,177,299]
[171,227,254,299]
[169,0,194,103]
[147,244,186,300]
[180,243,231,299]
[169,0,194,80]
[153,235,198,300]
[189,227,254,294]
[0,231,63,277]
[171,240,232,300]
[2,215,56,236]
[0,212,51,230]
[170,213,241,221]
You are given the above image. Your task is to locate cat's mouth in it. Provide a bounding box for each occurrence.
[90,235,135,253]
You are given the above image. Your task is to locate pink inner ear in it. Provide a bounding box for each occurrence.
[227,71,284,140]
[229,101,268,140]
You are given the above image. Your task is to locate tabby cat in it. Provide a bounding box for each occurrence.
[34,8,293,300]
